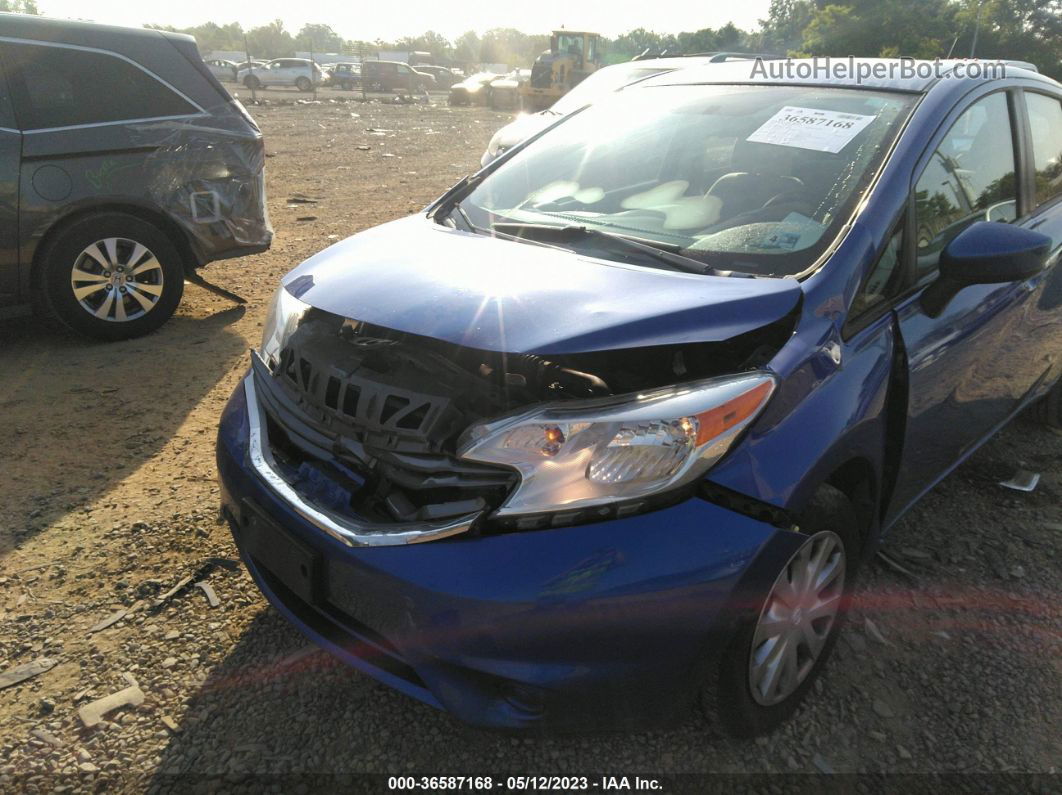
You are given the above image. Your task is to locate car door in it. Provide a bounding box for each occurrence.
[381,63,398,90]
[887,88,1053,517]
[0,47,20,308]
[397,63,416,91]
[1016,89,1062,401]
[266,61,285,86]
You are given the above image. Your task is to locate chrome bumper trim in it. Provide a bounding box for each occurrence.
[243,374,476,547]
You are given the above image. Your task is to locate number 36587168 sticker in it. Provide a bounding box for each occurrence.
[746,106,877,153]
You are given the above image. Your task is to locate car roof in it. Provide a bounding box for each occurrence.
[642,57,1059,94]
[0,12,195,47]
[604,55,747,75]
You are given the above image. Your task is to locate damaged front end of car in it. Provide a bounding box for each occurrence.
[246,285,797,546]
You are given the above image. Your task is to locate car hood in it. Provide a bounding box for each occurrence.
[282,215,802,355]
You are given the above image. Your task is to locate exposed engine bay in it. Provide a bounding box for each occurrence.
[254,307,794,527]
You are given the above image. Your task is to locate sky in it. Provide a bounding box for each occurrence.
[34,0,774,42]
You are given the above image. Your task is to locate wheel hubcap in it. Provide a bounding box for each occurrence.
[70,237,164,323]
[748,530,846,706]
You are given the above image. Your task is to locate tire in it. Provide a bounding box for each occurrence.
[1030,378,1062,429]
[340,80,353,91]
[295,76,312,92]
[243,75,261,90]
[38,212,185,341]
[710,484,863,737]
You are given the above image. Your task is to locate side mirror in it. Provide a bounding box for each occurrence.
[921,221,1052,317]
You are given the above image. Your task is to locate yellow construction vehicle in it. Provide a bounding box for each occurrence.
[520,30,603,111]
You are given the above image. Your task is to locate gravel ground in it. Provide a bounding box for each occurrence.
[0,98,1059,793]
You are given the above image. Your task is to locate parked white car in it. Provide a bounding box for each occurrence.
[205,58,238,82]
[237,58,322,92]
[481,55,767,166]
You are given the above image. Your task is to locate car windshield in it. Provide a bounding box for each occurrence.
[461,84,916,277]
[551,65,675,114]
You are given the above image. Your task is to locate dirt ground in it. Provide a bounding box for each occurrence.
[0,97,1059,792]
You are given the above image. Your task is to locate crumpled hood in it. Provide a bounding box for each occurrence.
[283,215,802,355]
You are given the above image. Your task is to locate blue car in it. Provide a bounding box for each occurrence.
[217,58,1062,736]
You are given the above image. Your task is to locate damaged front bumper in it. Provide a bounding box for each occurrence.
[217,375,795,730]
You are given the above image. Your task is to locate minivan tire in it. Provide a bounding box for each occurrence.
[39,212,185,341]
[243,75,261,90]
[1031,379,1062,429]
[708,483,862,737]
[295,77,312,92]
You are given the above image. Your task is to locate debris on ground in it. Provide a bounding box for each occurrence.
[0,658,56,690]
[875,550,920,581]
[88,607,134,634]
[195,581,220,608]
[865,617,891,646]
[998,470,1040,492]
[77,675,145,728]
[30,728,62,747]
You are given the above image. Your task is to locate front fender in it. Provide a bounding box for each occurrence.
[707,310,894,524]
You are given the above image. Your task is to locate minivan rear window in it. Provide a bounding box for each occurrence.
[3,42,198,130]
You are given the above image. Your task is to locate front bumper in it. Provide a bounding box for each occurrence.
[217,376,796,731]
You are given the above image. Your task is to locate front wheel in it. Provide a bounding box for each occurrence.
[243,75,261,90]
[295,76,312,92]
[39,213,185,341]
[709,484,862,737]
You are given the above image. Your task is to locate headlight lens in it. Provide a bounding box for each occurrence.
[259,284,311,371]
[459,373,776,516]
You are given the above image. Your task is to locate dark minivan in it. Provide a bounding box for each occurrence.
[0,14,271,339]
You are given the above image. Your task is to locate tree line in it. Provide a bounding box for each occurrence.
[2,0,1058,79]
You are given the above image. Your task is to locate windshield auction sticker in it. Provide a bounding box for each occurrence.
[746,106,877,153]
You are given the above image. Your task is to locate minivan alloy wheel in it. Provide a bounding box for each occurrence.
[70,237,164,322]
[748,530,846,706]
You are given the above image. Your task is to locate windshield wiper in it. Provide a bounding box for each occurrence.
[491,222,714,275]
[430,174,485,231]
[450,201,478,233]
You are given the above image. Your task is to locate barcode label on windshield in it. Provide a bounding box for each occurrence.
[746,106,877,153]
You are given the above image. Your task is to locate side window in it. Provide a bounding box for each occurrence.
[913,92,1017,279]
[5,42,197,130]
[851,227,904,320]
[1024,92,1062,208]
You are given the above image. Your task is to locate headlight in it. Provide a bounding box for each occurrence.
[259,284,311,371]
[458,372,776,517]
